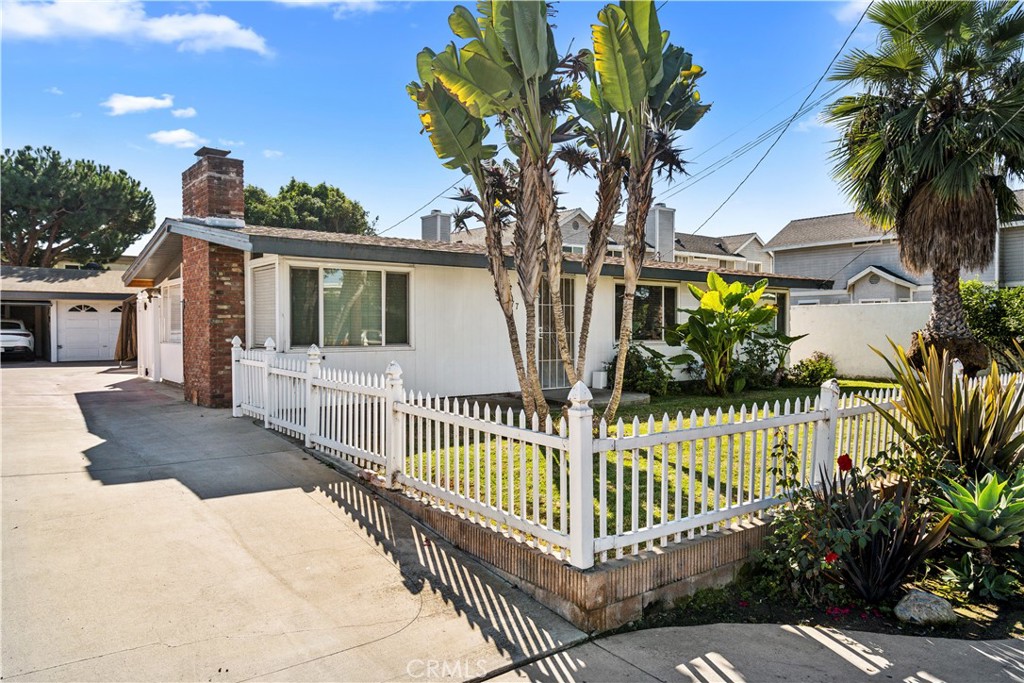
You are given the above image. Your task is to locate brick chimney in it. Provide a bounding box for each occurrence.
[181,147,246,409]
[182,147,245,224]
[421,209,452,242]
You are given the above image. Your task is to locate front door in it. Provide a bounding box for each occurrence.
[538,278,575,390]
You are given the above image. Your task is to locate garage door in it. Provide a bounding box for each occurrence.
[57,302,123,362]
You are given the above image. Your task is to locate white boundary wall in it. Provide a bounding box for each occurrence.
[790,302,932,378]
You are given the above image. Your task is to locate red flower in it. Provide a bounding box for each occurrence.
[738,600,749,608]
[825,551,839,564]
[837,454,853,473]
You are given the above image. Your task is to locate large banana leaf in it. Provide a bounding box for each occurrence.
[408,73,497,172]
[493,0,550,81]
[621,0,664,87]
[592,5,647,114]
[432,43,514,118]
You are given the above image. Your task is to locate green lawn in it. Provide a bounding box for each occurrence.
[615,379,897,423]
[401,380,900,557]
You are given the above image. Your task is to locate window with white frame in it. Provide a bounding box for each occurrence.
[289,266,409,348]
[562,245,584,254]
[163,284,182,343]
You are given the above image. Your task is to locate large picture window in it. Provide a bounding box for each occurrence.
[614,284,677,340]
[289,266,409,348]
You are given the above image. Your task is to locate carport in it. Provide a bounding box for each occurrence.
[0,266,139,362]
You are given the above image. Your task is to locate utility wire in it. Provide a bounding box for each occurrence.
[681,2,872,237]
[375,175,467,236]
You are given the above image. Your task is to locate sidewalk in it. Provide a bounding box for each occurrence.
[501,623,1024,682]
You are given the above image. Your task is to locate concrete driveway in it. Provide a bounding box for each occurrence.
[0,363,584,682]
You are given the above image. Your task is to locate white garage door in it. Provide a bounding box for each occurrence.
[57,301,124,362]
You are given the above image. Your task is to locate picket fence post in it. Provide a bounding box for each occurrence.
[566,381,595,570]
[231,336,243,418]
[811,378,841,485]
[384,361,405,489]
[305,344,321,448]
[263,337,276,429]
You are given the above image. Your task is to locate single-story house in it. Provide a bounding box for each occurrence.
[0,266,139,361]
[765,191,1024,305]
[124,148,827,408]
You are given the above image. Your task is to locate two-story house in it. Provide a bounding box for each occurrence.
[765,189,1024,305]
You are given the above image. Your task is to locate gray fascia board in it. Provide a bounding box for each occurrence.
[122,221,171,284]
[166,220,253,251]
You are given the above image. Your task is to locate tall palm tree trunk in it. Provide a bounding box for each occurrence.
[575,165,623,381]
[516,156,551,420]
[604,158,656,422]
[483,202,535,417]
[927,264,972,339]
[543,189,579,389]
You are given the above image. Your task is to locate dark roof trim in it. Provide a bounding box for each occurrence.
[250,233,826,289]
[0,291,130,302]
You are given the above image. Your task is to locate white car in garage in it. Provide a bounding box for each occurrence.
[1,320,35,358]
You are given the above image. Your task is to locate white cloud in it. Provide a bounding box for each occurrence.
[274,0,384,19]
[796,114,835,134]
[3,1,271,56]
[171,107,197,118]
[263,149,284,159]
[219,138,245,147]
[44,86,63,95]
[149,128,209,148]
[102,93,174,116]
[833,0,871,24]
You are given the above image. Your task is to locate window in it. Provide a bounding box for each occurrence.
[859,298,890,304]
[111,305,123,313]
[251,266,276,347]
[69,304,97,313]
[745,261,762,272]
[163,285,182,343]
[614,284,677,340]
[562,245,584,254]
[289,266,410,348]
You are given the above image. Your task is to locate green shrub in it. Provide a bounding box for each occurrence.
[868,339,1024,476]
[961,280,1024,368]
[758,436,949,604]
[788,351,837,387]
[733,332,806,390]
[605,342,672,397]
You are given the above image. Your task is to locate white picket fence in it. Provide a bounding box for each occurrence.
[230,337,1022,569]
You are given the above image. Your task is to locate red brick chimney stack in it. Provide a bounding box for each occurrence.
[180,147,247,408]
[182,147,245,223]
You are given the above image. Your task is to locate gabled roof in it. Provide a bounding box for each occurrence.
[674,233,739,257]
[1,266,139,301]
[124,218,831,291]
[764,212,888,250]
[846,265,918,290]
[720,232,762,253]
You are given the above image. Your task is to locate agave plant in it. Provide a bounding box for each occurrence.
[934,470,1024,552]
[867,338,1024,475]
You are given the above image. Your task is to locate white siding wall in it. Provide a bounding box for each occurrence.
[790,301,932,378]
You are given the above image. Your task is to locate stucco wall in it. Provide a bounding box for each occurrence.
[790,301,932,378]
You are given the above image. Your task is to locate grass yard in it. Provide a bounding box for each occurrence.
[615,379,898,423]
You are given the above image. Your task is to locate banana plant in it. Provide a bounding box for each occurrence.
[418,0,567,418]
[408,51,535,414]
[666,273,778,396]
[594,0,711,420]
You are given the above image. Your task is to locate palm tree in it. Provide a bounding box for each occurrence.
[592,1,710,420]
[827,0,1024,371]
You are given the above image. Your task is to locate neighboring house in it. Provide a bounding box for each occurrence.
[55,255,137,271]
[124,148,824,408]
[765,190,1024,305]
[454,205,772,273]
[0,266,139,361]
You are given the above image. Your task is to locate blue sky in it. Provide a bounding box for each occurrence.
[3,0,882,252]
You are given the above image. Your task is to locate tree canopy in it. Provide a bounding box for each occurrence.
[1,146,156,268]
[244,179,377,235]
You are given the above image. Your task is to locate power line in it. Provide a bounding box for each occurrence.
[681,2,872,237]
[375,175,467,236]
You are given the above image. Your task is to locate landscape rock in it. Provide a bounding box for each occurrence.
[895,589,958,626]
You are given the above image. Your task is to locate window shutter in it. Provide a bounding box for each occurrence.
[252,266,276,347]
